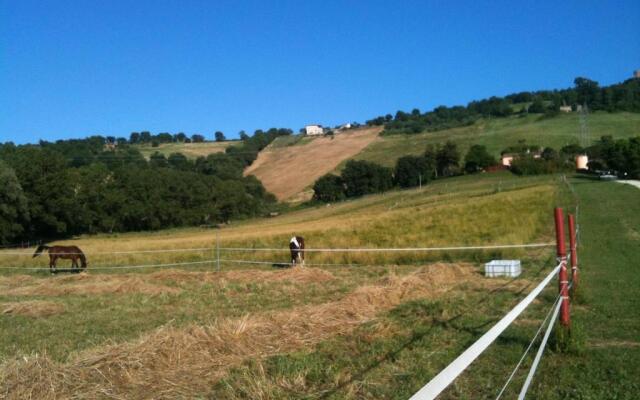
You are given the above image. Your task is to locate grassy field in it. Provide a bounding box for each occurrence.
[0,172,567,398]
[135,140,234,159]
[516,178,640,399]
[355,112,640,167]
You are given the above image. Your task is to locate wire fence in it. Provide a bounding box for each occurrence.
[0,241,555,272]
[409,260,563,399]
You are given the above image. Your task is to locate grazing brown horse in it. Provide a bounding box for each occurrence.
[33,245,87,273]
[289,236,305,267]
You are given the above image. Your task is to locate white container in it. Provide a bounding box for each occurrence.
[485,260,521,277]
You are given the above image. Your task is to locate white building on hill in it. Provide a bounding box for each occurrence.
[304,125,324,136]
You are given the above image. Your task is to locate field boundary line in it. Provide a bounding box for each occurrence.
[0,242,555,256]
[0,260,215,271]
[0,247,213,256]
[409,262,562,400]
[220,243,555,252]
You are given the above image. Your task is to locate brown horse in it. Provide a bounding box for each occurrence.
[289,236,305,267]
[33,245,87,273]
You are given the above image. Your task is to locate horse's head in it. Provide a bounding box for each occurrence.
[79,253,87,269]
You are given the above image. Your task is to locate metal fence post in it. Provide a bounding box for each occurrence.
[216,231,220,272]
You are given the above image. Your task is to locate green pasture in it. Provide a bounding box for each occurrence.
[356,112,640,167]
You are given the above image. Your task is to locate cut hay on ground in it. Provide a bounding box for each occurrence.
[0,274,35,288]
[5,274,180,297]
[224,267,335,284]
[0,263,475,399]
[1,301,65,317]
[0,268,334,299]
[149,267,336,284]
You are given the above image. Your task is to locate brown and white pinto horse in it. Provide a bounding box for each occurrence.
[33,245,87,273]
[289,236,305,267]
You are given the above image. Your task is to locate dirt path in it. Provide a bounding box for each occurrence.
[244,127,382,201]
[616,179,640,190]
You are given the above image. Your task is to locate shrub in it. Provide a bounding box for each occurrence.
[394,155,434,188]
[342,160,393,197]
[313,174,345,202]
[464,145,496,173]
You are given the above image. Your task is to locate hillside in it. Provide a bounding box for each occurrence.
[135,141,233,159]
[238,112,639,202]
[243,126,382,202]
[357,111,640,167]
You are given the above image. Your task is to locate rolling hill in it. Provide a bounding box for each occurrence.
[239,112,640,201]
[356,111,640,167]
[243,126,382,202]
[122,112,639,203]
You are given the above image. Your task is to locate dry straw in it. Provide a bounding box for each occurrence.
[1,301,65,317]
[1,263,475,399]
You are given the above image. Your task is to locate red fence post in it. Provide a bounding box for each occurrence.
[568,213,578,289]
[554,208,570,326]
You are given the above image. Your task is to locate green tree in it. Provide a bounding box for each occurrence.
[239,130,249,140]
[528,98,546,113]
[168,152,192,171]
[574,77,601,109]
[436,141,460,177]
[149,152,168,168]
[464,145,496,173]
[215,131,226,142]
[394,155,433,188]
[140,131,152,142]
[0,161,29,243]
[312,174,345,202]
[129,132,140,144]
[342,160,393,197]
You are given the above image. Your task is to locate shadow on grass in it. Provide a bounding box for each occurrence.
[315,265,545,399]
[271,262,293,269]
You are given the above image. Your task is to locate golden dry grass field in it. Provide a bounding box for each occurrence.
[0,173,566,399]
[244,126,382,202]
[136,140,234,159]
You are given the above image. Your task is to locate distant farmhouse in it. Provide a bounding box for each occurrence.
[501,149,542,167]
[559,105,572,113]
[304,124,324,136]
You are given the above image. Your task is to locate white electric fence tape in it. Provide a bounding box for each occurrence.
[408,262,562,400]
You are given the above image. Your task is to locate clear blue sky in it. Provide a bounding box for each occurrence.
[1,0,638,144]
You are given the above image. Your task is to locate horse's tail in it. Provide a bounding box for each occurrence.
[79,252,87,269]
[33,245,49,258]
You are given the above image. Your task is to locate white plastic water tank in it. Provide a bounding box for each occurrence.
[484,260,521,277]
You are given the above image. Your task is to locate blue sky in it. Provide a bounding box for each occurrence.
[1,0,638,144]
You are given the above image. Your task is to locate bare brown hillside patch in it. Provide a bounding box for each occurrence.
[0,263,478,399]
[2,301,65,317]
[244,127,382,201]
